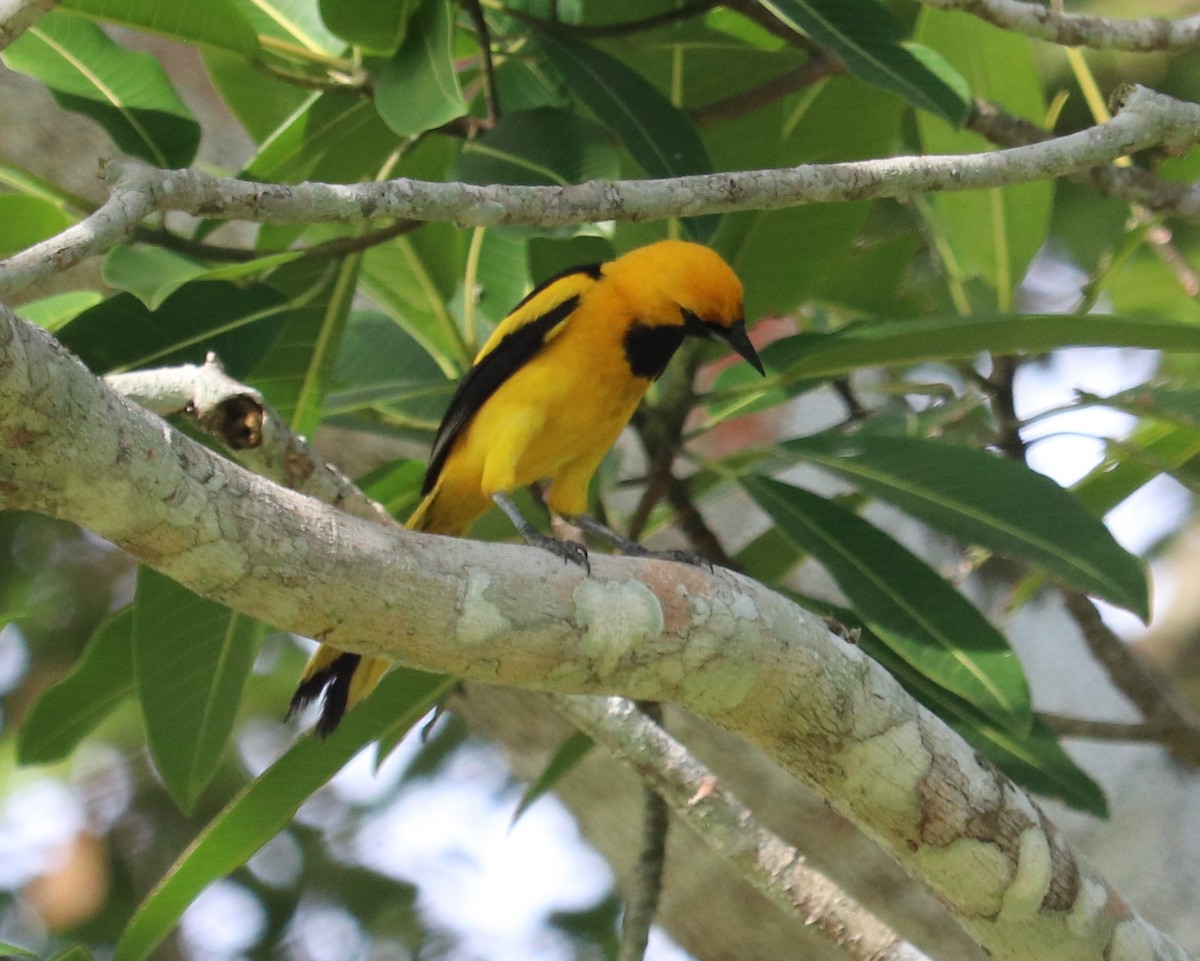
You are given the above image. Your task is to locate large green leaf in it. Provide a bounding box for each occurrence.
[319,0,416,51]
[360,224,469,371]
[0,196,74,257]
[916,9,1050,300]
[14,292,105,332]
[512,731,594,824]
[452,108,619,188]
[17,609,135,765]
[55,282,289,380]
[535,29,716,241]
[102,245,302,310]
[325,311,452,428]
[3,11,200,167]
[244,91,400,185]
[132,569,263,814]
[758,0,969,125]
[744,477,1032,732]
[115,669,455,961]
[61,0,260,55]
[228,0,343,54]
[375,0,468,136]
[782,431,1148,619]
[719,77,904,319]
[715,314,1200,397]
[252,256,362,436]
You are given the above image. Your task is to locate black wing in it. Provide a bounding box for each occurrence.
[422,264,601,494]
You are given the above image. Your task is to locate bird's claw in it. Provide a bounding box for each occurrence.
[528,532,591,574]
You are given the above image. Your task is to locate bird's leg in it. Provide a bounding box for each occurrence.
[492,492,590,572]
[566,514,713,570]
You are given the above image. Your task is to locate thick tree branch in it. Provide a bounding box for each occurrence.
[1,306,1195,961]
[0,0,56,50]
[3,87,1200,298]
[107,351,924,961]
[917,0,1200,52]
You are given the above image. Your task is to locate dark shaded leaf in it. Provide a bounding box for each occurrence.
[745,477,1032,732]
[17,609,134,764]
[132,568,263,814]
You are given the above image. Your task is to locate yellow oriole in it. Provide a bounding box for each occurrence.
[291,239,762,735]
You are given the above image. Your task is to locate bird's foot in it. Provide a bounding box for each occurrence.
[525,530,591,573]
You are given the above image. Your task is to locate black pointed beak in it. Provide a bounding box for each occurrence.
[721,321,765,376]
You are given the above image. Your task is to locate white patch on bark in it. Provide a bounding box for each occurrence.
[998,828,1052,920]
[574,578,664,675]
[455,570,511,646]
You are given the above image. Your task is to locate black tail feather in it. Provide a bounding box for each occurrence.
[286,652,362,739]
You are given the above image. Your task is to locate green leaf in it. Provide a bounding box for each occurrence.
[14,291,104,332]
[916,9,1049,299]
[744,477,1032,732]
[3,11,200,167]
[115,669,455,961]
[0,942,40,959]
[253,255,362,436]
[512,731,594,824]
[719,77,904,320]
[1089,385,1200,431]
[47,946,96,961]
[452,108,619,188]
[102,245,302,310]
[243,92,400,185]
[17,609,134,765]
[758,0,969,125]
[734,314,1200,389]
[782,432,1148,619]
[0,195,74,257]
[326,311,451,426]
[319,0,416,51]
[228,0,343,54]
[61,0,260,55]
[375,0,468,136]
[133,568,263,814]
[55,282,289,380]
[535,29,716,242]
[360,225,469,370]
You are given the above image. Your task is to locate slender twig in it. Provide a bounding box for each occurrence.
[724,0,823,50]
[135,219,422,265]
[1038,711,1198,745]
[666,476,736,570]
[464,0,501,124]
[691,52,844,128]
[1060,590,1200,768]
[916,0,1200,52]
[987,356,1028,461]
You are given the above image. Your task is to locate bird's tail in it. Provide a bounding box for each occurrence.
[290,481,465,736]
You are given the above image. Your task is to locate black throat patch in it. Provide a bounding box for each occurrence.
[623,323,687,380]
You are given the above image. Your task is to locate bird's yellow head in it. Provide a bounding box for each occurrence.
[605,240,764,379]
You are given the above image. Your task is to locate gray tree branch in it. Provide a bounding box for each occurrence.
[1,301,1193,961]
[3,87,1200,298]
[917,0,1200,52]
